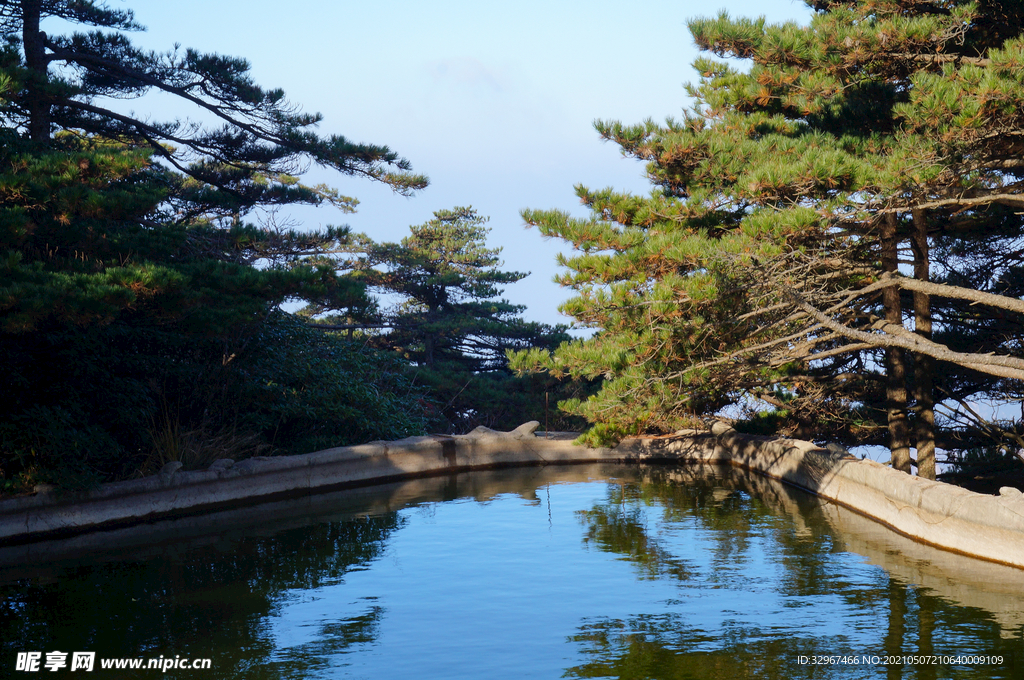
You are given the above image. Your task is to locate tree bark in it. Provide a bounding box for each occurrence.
[881,213,912,473]
[788,294,1024,380]
[911,209,936,480]
[21,0,51,142]
[856,274,1024,315]
[424,333,435,367]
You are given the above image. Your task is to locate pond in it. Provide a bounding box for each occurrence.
[1,464,1022,679]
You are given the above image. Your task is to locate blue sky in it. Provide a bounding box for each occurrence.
[94,0,814,326]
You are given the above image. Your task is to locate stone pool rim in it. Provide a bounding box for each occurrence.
[1,422,1023,570]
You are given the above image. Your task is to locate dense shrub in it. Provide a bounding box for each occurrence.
[0,311,429,495]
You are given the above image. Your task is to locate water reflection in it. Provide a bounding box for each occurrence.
[0,513,402,678]
[1,465,1021,679]
[568,466,1024,679]
[568,617,860,679]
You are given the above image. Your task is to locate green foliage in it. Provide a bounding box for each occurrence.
[514,0,1024,455]
[406,358,593,434]
[0,0,426,336]
[363,207,533,369]
[939,441,1024,493]
[0,1,426,203]
[230,312,429,454]
[347,207,585,433]
[732,410,792,437]
[0,311,429,493]
[0,1,432,491]
[944,445,1023,475]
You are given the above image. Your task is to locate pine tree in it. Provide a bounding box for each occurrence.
[356,207,575,432]
[512,0,1024,479]
[0,1,429,490]
[0,0,427,330]
[365,208,531,369]
[0,1,425,198]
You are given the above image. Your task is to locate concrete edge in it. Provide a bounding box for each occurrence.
[665,423,1024,569]
[1,421,1022,569]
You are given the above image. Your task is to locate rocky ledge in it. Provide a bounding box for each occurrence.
[1,422,1022,570]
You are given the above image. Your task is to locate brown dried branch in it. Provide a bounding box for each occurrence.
[788,291,1024,381]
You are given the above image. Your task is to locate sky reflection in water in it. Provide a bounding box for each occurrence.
[1,464,1022,679]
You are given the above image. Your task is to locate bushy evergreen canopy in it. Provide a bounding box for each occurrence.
[0,1,430,491]
[512,0,1024,477]
[0,1,426,203]
[351,207,578,433]
[0,0,428,332]
[364,207,539,370]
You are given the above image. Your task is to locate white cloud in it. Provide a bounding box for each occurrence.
[426,57,508,94]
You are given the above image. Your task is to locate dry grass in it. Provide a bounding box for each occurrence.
[141,407,272,476]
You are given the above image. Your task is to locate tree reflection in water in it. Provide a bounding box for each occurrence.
[2,465,1022,679]
[568,467,1023,680]
[0,514,402,679]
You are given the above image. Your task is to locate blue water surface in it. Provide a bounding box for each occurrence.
[2,464,1022,679]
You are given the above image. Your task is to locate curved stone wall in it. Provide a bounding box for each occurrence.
[1,421,1022,569]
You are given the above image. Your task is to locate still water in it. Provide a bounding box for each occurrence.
[2,464,1022,679]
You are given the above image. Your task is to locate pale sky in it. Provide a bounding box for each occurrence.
[81,0,814,326]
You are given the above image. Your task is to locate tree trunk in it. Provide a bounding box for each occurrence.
[424,333,435,366]
[881,213,912,473]
[911,209,936,480]
[21,0,51,142]
[424,307,436,367]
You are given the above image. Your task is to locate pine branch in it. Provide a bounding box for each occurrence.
[858,272,1024,316]
[881,193,1024,212]
[885,52,991,67]
[788,290,1024,381]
